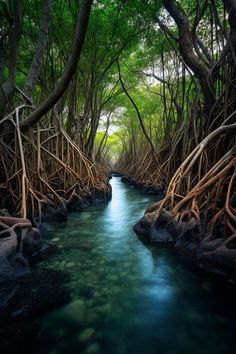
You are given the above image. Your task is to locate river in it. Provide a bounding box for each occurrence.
[2,177,236,354]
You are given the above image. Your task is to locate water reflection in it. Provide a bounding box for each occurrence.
[31,177,236,354]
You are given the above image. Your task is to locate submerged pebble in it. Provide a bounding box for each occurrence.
[95,303,112,315]
[78,242,94,252]
[51,237,60,242]
[60,299,86,324]
[81,213,92,219]
[85,342,101,354]
[78,328,95,342]
[85,311,101,325]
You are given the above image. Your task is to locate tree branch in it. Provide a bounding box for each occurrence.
[20,0,93,130]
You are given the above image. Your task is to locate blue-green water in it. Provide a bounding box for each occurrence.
[33,177,236,354]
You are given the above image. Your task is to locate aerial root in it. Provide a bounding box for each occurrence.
[146,124,236,260]
[0,106,110,224]
[0,215,36,258]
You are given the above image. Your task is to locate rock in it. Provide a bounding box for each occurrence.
[93,291,100,298]
[67,194,83,212]
[86,299,94,308]
[54,206,67,221]
[85,343,101,354]
[120,272,128,277]
[81,213,92,219]
[95,303,112,315]
[78,328,95,342]
[134,212,175,243]
[22,227,43,255]
[202,281,211,292]
[85,311,101,325]
[61,299,86,324]
[0,236,30,303]
[78,242,94,252]
[51,237,60,242]
[0,209,11,216]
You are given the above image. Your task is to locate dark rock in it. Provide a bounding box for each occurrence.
[111,171,122,177]
[42,204,67,221]
[0,209,11,217]
[0,237,29,284]
[67,195,84,212]
[135,208,236,282]
[54,206,68,221]
[93,184,112,202]
[134,212,175,243]
[22,227,43,256]
[120,175,165,196]
[78,241,94,252]
[77,327,95,342]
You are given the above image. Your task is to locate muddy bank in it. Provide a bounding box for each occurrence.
[134,208,236,283]
[119,174,236,282]
[119,173,165,195]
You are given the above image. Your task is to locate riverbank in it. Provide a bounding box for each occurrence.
[0,181,112,314]
[112,171,165,195]
[1,176,236,354]
[116,173,236,282]
[134,205,236,284]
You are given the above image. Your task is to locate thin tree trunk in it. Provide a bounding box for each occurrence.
[20,0,93,130]
[66,74,77,137]
[222,0,236,54]
[0,0,23,116]
[162,0,215,113]
[23,0,52,98]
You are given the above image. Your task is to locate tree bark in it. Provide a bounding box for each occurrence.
[222,0,236,54]
[20,0,93,130]
[162,0,215,113]
[23,0,52,98]
[66,74,77,137]
[0,0,23,116]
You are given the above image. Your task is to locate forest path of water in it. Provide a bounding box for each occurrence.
[3,177,236,354]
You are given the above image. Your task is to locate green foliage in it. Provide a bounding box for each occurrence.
[1,0,195,161]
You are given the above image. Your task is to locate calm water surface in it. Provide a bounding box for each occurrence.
[31,177,236,354]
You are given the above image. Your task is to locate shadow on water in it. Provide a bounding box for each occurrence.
[1,177,236,354]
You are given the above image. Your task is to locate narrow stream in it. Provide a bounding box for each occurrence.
[9,177,236,354]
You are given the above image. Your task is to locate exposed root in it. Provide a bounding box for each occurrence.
[0,106,111,228]
[141,125,236,268]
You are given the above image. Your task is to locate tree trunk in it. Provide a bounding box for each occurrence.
[162,0,215,113]
[66,74,77,137]
[20,0,93,130]
[23,0,52,98]
[0,0,23,117]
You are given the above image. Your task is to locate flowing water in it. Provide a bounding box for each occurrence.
[5,177,236,354]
